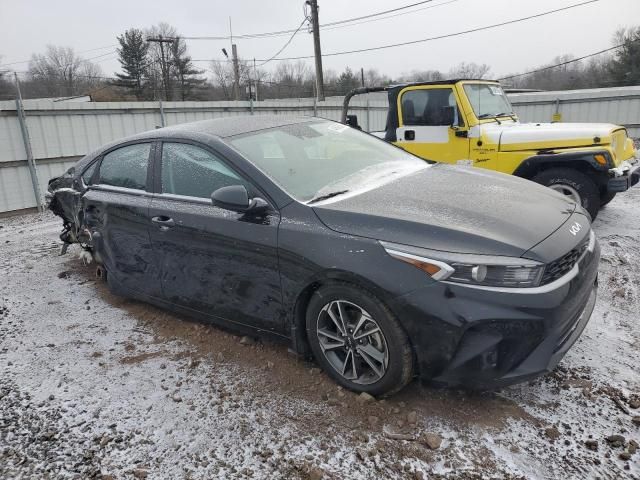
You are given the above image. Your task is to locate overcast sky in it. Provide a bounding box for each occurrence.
[1,0,638,80]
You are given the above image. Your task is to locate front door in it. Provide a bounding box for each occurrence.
[148,141,283,332]
[395,86,470,165]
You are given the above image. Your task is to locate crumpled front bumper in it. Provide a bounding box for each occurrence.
[431,280,597,389]
[390,232,600,390]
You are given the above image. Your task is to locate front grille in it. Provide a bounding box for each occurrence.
[541,238,589,285]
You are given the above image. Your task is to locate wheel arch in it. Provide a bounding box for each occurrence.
[512,153,609,189]
[289,269,400,359]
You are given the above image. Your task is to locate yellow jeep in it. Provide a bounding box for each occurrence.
[342,80,638,219]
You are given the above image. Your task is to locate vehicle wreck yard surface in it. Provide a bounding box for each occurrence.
[1,190,639,479]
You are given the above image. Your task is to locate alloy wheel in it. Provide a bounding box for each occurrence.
[316,300,389,385]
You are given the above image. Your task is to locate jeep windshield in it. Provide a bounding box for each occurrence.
[229,120,427,203]
[464,83,515,120]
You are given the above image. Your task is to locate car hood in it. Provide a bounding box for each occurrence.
[482,121,624,152]
[312,165,576,257]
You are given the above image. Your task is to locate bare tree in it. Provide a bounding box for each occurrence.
[210,59,256,100]
[27,45,104,97]
[0,56,14,99]
[363,68,392,87]
[505,53,617,91]
[270,61,314,97]
[398,69,444,82]
[447,62,491,79]
[145,23,177,100]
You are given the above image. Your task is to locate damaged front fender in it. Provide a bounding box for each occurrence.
[47,167,94,254]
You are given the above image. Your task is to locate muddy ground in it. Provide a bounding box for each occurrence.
[1,188,639,479]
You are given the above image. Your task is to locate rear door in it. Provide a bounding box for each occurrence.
[395,86,470,164]
[148,141,283,333]
[82,142,161,297]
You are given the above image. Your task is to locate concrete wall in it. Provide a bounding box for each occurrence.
[1,86,638,213]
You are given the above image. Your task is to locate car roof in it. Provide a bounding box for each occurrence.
[135,114,317,140]
[71,115,320,176]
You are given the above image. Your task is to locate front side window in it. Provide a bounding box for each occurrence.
[161,142,250,199]
[463,83,514,119]
[98,143,150,190]
[401,88,460,126]
[229,121,426,203]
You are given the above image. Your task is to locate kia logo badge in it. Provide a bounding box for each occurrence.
[569,222,582,236]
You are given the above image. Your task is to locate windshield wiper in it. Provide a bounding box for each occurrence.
[496,112,517,121]
[307,190,349,204]
[477,113,501,125]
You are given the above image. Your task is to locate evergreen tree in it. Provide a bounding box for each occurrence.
[169,37,205,100]
[114,28,149,99]
[335,67,360,95]
[610,27,640,86]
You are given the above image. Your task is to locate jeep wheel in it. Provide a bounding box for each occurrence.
[532,168,600,220]
[600,191,616,207]
[306,283,414,397]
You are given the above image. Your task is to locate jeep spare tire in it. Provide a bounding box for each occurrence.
[532,168,600,220]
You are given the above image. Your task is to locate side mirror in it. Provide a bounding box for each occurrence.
[211,185,269,213]
[346,114,362,130]
[441,106,456,126]
[211,185,250,211]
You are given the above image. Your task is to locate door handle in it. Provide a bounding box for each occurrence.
[151,216,175,228]
[404,130,415,141]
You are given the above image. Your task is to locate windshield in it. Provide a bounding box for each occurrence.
[463,83,514,119]
[229,121,426,202]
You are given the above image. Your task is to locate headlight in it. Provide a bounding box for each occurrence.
[381,241,544,288]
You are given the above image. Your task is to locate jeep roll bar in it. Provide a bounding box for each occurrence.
[340,86,389,124]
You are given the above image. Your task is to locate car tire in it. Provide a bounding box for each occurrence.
[305,283,413,397]
[532,168,600,220]
[600,191,616,207]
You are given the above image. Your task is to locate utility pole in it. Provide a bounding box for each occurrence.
[146,35,174,101]
[253,58,259,102]
[228,17,240,101]
[308,0,325,101]
[14,73,43,213]
[360,67,365,87]
[231,44,240,101]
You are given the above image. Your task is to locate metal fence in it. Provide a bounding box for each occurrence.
[509,85,640,138]
[1,85,639,214]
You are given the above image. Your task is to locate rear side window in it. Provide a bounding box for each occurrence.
[161,142,251,199]
[98,143,150,190]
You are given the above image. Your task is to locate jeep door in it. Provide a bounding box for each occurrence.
[395,86,470,164]
[147,141,283,333]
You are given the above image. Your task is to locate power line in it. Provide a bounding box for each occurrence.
[188,0,601,63]
[320,0,460,32]
[323,0,439,27]
[257,18,308,67]
[181,0,443,41]
[498,41,635,81]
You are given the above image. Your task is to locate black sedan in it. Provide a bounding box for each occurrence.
[47,116,599,395]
